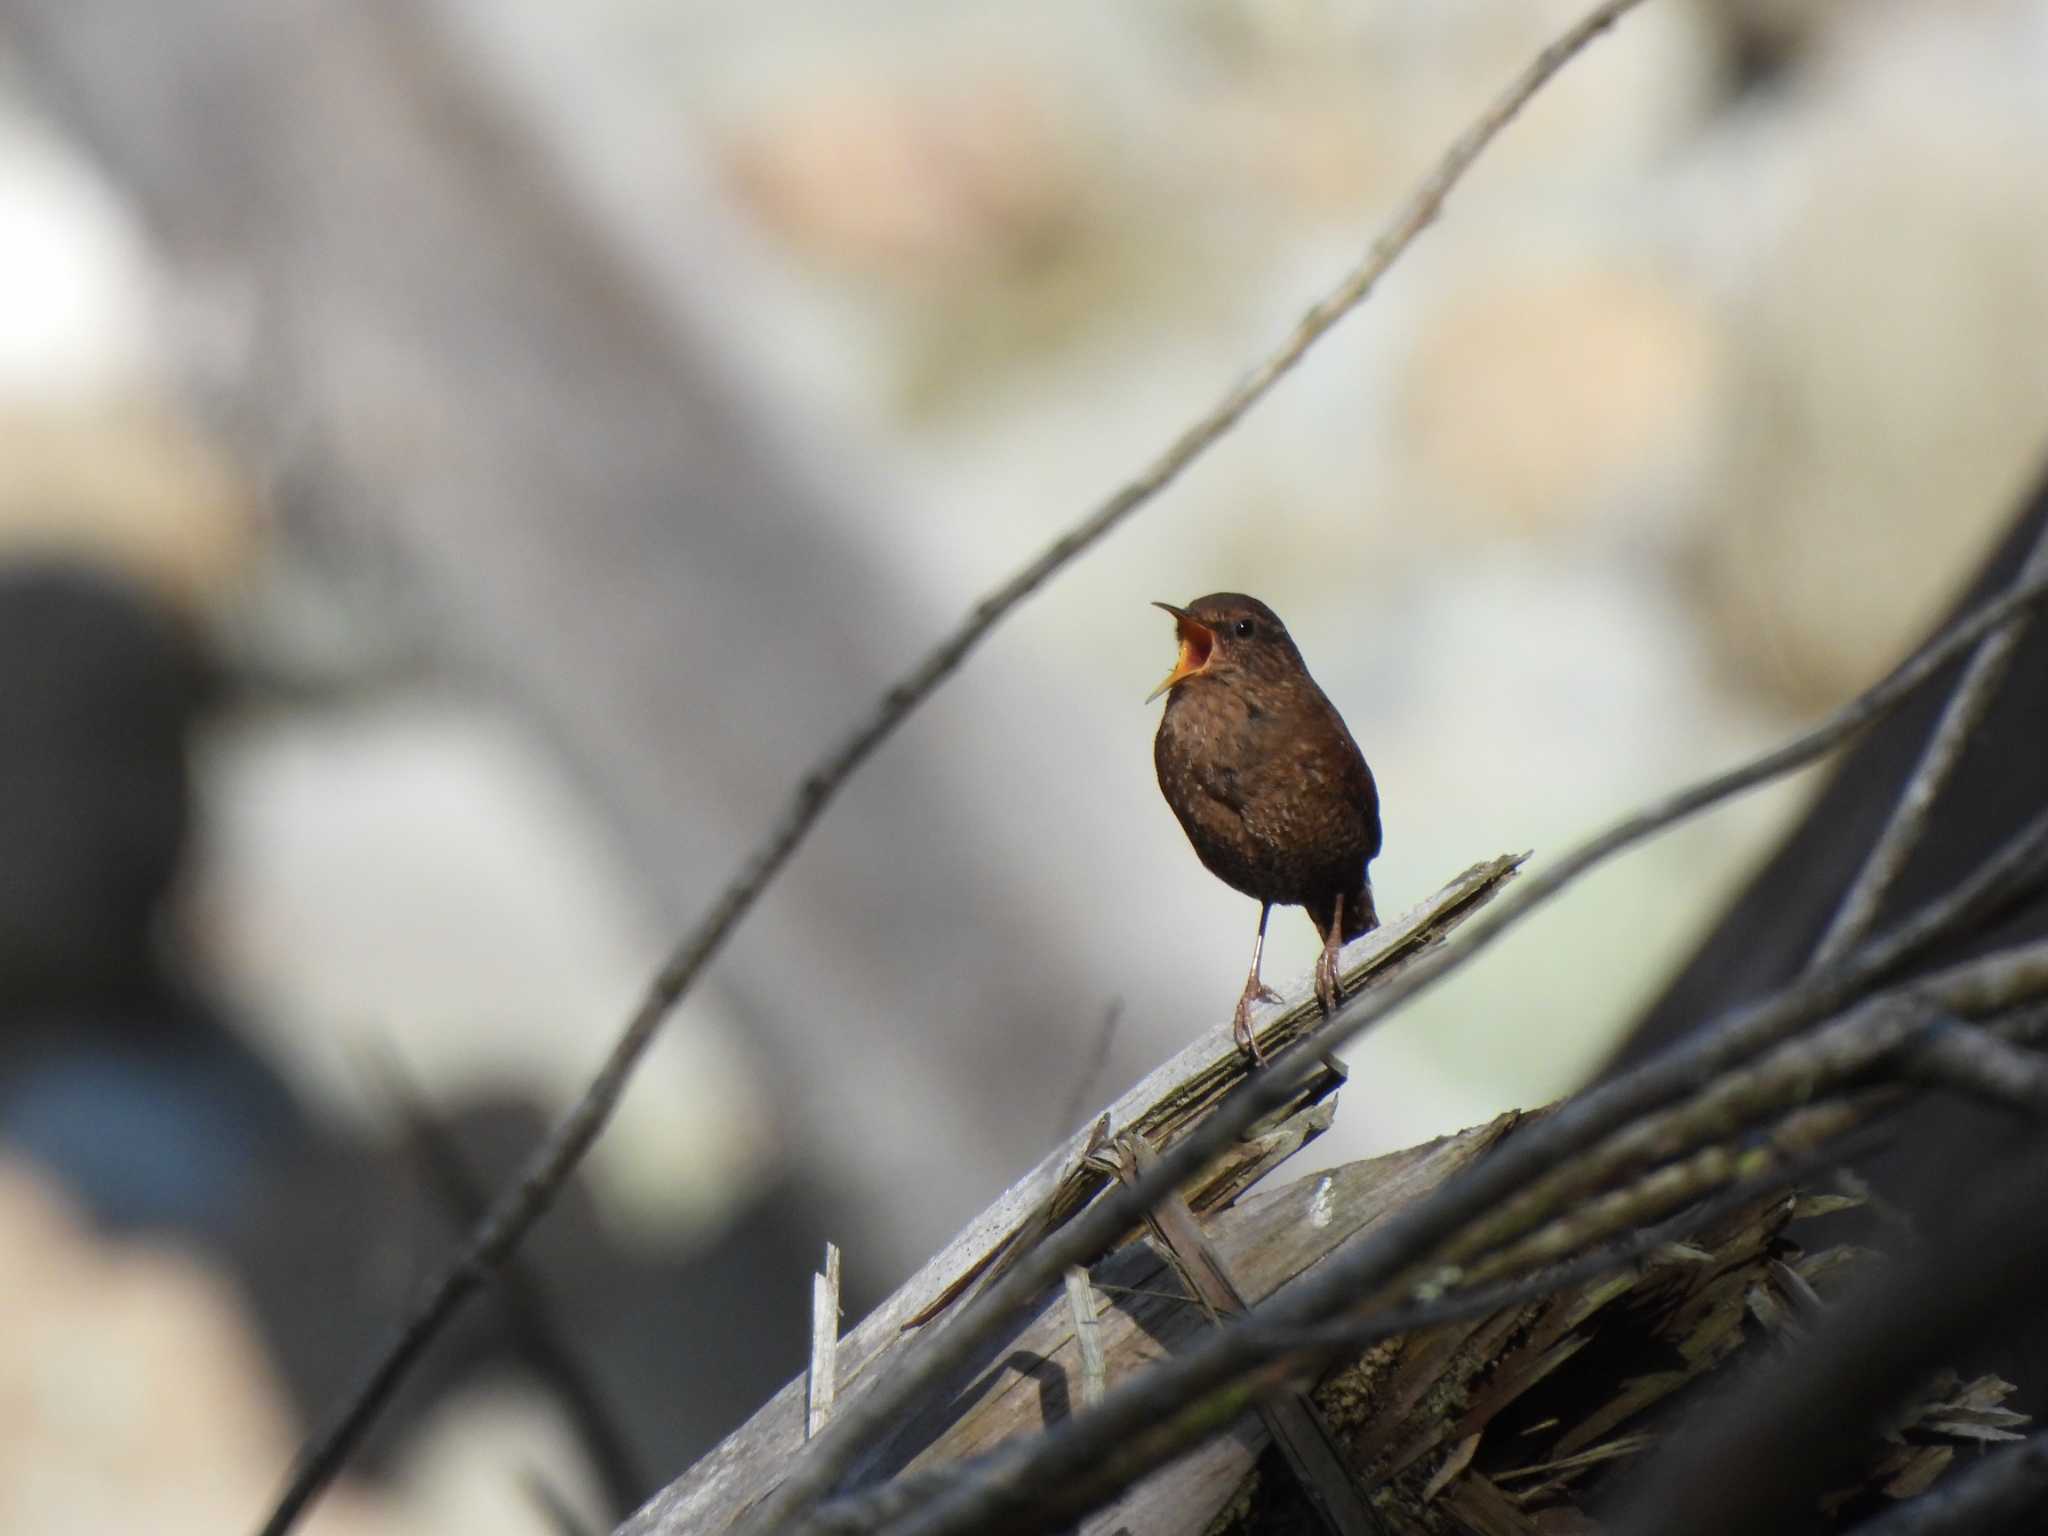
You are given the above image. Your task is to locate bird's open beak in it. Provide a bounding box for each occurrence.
[1146,602,1217,702]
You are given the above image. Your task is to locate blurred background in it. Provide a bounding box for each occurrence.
[1,0,2045,1532]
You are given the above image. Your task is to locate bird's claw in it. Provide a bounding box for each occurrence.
[1314,947,1344,1018]
[1232,989,1271,1067]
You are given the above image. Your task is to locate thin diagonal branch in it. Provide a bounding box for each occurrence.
[1813,521,2048,967]
[1055,1000,1123,1143]
[255,1,1657,1527]
[756,560,2048,1536]
[1470,994,2048,1289]
[1443,824,2048,1270]
[381,1077,645,1520]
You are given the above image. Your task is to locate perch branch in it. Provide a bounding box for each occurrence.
[256,0,1656,1526]
[902,855,1513,1335]
[617,863,1514,1536]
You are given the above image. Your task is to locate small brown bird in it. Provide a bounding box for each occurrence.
[1149,593,1382,1062]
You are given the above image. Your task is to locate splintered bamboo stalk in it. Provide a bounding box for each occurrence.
[629,875,2046,1536]
[867,1134,2024,1536]
[1104,1133,1380,1536]
[622,855,1526,1534]
[807,1244,842,1440]
[1062,1269,1107,1411]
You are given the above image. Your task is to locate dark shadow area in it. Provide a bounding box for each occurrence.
[0,558,883,1519]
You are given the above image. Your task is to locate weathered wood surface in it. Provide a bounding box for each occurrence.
[630,1120,1520,1536]
[1068,1125,1521,1536]
[687,1148,2025,1536]
[1288,1195,2027,1536]
[623,832,2035,1535]
[1105,1132,1381,1536]
[621,854,1526,1534]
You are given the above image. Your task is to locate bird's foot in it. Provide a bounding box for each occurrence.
[1232,984,1272,1067]
[1314,942,1344,1018]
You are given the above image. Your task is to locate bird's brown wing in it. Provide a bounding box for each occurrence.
[1239,712,1379,867]
[1307,702,1382,939]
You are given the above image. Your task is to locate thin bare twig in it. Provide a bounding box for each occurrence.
[521,1470,603,1536]
[257,0,1640,1527]
[758,562,2048,1536]
[1813,523,2048,966]
[375,1063,643,1519]
[1056,1000,1123,1144]
[1449,859,2048,1271]
[1463,982,2048,1292]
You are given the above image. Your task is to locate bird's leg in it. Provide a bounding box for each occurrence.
[1233,902,1281,1065]
[1314,891,1345,1018]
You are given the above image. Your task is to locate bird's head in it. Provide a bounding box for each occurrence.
[1146,592,1305,702]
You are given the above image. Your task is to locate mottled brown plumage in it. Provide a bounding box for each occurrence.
[1149,593,1381,1061]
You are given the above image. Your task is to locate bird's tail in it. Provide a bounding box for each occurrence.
[1345,877,1378,941]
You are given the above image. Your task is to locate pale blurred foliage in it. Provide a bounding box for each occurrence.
[0,1159,405,1536]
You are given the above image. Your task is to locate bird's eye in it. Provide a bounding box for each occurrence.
[1233,618,1255,638]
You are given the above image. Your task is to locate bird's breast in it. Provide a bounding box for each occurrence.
[1154,674,1379,895]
